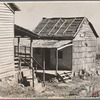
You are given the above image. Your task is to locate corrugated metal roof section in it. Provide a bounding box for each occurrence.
[32,40,72,48]
[33,17,84,39]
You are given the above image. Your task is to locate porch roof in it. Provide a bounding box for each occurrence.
[32,40,72,49]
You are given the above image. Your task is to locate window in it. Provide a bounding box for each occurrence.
[80,32,86,37]
[36,48,41,54]
[58,51,63,59]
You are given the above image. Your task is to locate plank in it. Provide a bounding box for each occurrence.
[0,8,11,11]
[0,23,13,25]
[0,43,13,47]
[0,14,13,17]
[0,71,15,79]
[0,16,13,18]
[0,64,14,70]
[0,34,13,38]
[0,46,13,49]
[0,19,13,22]
[0,10,13,13]
[0,61,14,66]
[0,24,13,26]
[0,51,14,56]
[0,48,13,52]
[0,69,14,75]
[0,40,13,43]
[0,34,13,37]
[0,36,13,38]
[1,54,14,59]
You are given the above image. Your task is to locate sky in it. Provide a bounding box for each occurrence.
[15,1,100,44]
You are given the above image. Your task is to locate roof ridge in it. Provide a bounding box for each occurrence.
[43,17,85,20]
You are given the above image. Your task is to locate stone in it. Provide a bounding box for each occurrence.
[34,83,46,93]
[45,90,54,94]
[79,90,87,96]
[58,83,68,87]
[65,79,72,83]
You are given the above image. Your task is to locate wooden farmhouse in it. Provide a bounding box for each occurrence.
[0,3,20,79]
[0,3,39,86]
[31,17,99,76]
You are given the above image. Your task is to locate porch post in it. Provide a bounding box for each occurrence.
[30,38,34,87]
[56,49,58,75]
[25,46,26,60]
[18,37,21,83]
[18,37,20,57]
[43,48,45,86]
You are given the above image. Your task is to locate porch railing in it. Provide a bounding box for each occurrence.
[14,45,45,86]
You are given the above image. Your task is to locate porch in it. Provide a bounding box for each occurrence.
[32,39,73,74]
[14,24,73,86]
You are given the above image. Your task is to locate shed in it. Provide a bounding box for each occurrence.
[32,17,99,76]
[0,3,20,79]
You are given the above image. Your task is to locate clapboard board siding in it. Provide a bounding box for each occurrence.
[0,19,13,21]
[72,18,97,75]
[0,56,14,60]
[0,3,14,78]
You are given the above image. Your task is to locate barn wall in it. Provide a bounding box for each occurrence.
[0,3,14,78]
[72,18,97,75]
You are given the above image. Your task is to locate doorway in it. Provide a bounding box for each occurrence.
[44,48,50,70]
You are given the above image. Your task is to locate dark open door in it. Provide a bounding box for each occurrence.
[45,48,50,70]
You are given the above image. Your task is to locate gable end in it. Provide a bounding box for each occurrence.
[74,18,99,39]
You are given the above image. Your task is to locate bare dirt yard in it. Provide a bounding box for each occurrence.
[1,59,100,99]
[0,75,100,99]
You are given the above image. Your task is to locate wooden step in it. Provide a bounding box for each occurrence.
[14,57,19,68]
[14,57,19,59]
[57,71,72,83]
[15,64,19,67]
[63,76,71,80]
[14,60,19,64]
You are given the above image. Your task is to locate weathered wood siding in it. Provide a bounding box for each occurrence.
[72,18,97,75]
[0,3,14,78]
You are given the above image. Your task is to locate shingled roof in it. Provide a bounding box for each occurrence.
[33,17,98,40]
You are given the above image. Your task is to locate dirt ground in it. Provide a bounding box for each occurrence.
[0,75,100,99]
[1,59,100,99]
